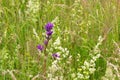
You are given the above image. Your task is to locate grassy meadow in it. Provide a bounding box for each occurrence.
[0,0,120,80]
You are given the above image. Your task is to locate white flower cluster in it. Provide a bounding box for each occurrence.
[47,59,63,80]
[47,36,70,80]
[52,36,69,54]
[25,0,40,22]
[52,37,69,58]
[74,36,103,79]
[76,53,101,79]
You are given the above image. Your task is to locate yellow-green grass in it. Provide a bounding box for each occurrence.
[0,0,120,80]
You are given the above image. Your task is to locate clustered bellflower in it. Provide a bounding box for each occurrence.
[45,22,54,32]
[37,22,60,78]
[37,22,54,51]
[45,22,54,39]
[37,22,60,58]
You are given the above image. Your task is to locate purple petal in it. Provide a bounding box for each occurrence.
[44,40,48,45]
[46,31,53,36]
[52,53,60,58]
[37,44,44,51]
[45,22,54,31]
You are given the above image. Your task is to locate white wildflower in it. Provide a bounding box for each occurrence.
[89,68,96,74]
[84,61,90,68]
[33,28,39,40]
[81,66,86,70]
[25,0,40,22]
[77,73,84,79]
[71,73,76,78]
[53,37,61,46]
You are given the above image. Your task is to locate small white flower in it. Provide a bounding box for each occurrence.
[84,61,90,68]
[77,73,84,79]
[29,74,33,78]
[71,73,76,78]
[63,54,66,58]
[57,46,64,51]
[73,78,78,80]
[89,68,96,74]
[53,37,61,46]
[90,60,94,64]
[84,75,90,79]
[81,66,86,70]
[59,76,63,80]
[96,53,101,58]
[92,56,97,61]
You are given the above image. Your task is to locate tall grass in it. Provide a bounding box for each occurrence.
[0,0,120,80]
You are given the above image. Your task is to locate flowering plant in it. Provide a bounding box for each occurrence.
[36,22,62,79]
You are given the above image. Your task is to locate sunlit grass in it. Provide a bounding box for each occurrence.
[0,0,120,80]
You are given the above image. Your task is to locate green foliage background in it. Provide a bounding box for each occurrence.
[0,0,120,80]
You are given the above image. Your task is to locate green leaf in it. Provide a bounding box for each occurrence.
[90,57,107,80]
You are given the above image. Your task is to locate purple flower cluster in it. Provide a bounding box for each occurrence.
[45,22,54,32]
[45,22,54,39]
[37,22,60,58]
[37,45,44,51]
[37,22,54,51]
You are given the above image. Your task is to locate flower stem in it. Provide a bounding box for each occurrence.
[42,39,50,80]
